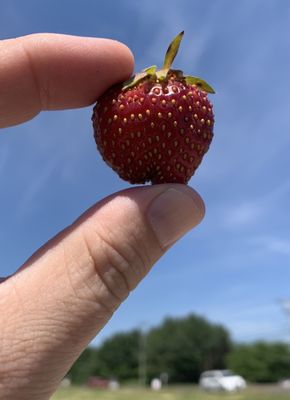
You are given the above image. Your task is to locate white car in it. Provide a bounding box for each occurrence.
[279,379,290,390]
[199,369,246,392]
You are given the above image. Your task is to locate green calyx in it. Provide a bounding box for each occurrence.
[122,31,215,94]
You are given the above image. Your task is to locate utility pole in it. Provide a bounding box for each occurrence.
[138,324,147,387]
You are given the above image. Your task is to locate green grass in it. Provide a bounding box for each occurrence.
[52,385,290,400]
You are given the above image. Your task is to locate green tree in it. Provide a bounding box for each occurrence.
[146,314,231,383]
[96,329,142,381]
[228,341,290,382]
[68,347,98,384]
[68,314,232,384]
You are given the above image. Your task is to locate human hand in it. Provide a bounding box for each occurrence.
[0,34,205,400]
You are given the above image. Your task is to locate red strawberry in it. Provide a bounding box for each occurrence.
[92,32,215,184]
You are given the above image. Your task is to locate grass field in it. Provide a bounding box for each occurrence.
[52,385,290,400]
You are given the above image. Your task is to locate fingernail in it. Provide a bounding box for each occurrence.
[147,187,204,248]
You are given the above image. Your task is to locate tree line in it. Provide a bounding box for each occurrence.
[68,313,290,384]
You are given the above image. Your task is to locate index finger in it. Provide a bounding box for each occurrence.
[0,33,134,128]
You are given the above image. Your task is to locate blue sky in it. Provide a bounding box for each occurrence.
[1,0,290,345]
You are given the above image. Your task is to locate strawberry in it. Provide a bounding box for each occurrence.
[92,32,215,184]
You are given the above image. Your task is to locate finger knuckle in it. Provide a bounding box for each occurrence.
[83,225,150,305]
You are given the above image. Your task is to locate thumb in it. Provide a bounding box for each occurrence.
[0,183,204,399]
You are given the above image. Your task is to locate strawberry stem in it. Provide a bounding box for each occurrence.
[162,31,184,71]
[122,31,215,94]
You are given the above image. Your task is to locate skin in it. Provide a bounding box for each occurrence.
[0,34,205,400]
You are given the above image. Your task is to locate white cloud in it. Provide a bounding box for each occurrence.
[224,202,263,227]
[219,176,290,231]
[128,1,221,72]
[15,157,59,220]
[229,319,288,342]
[250,235,290,256]
[266,238,290,255]
[206,302,289,342]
